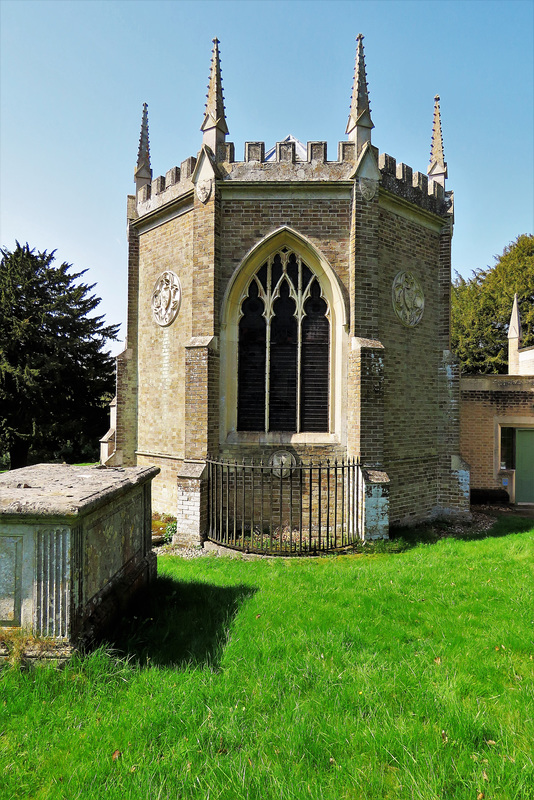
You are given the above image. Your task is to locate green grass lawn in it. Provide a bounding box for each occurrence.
[1,515,533,800]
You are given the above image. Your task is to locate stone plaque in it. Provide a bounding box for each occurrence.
[151,271,182,327]
[196,178,212,204]
[0,536,22,625]
[359,177,378,201]
[392,271,425,327]
[269,450,297,479]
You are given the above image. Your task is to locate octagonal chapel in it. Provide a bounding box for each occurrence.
[102,36,470,551]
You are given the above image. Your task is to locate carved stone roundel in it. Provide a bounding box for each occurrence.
[196,178,212,204]
[151,271,182,327]
[269,450,297,479]
[392,271,425,327]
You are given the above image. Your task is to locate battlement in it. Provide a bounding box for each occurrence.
[136,140,451,219]
[378,153,450,216]
[137,155,197,206]
[236,140,356,164]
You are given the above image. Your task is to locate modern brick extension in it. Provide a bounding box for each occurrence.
[460,297,534,504]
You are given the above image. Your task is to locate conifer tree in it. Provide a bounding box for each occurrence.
[451,234,534,374]
[0,242,119,469]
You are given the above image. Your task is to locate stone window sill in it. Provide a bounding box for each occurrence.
[223,431,340,446]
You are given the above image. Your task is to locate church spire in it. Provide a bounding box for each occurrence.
[346,33,374,156]
[134,102,152,192]
[427,95,448,187]
[508,293,522,341]
[508,293,522,374]
[201,37,229,153]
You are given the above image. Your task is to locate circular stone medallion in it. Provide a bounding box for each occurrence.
[151,271,182,327]
[269,450,297,479]
[392,271,425,327]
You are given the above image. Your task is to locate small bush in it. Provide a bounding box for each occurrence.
[164,520,177,543]
[151,512,176,538]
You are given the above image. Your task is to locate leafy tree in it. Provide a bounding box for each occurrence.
[0,242,119,469]
[451,234,534,374]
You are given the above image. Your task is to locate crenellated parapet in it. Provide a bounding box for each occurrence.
[378,153,452,217]
[218,138,358,183]
[135,139,357,216]
[136,156,197,214]
[136,138,452,220]
[134,36,452,223]
[228,139,355,165]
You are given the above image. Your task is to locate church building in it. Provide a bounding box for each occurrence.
[102,36,470,551]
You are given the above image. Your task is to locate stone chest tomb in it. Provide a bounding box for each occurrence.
[0,464,158,648]
[102,35,470,550]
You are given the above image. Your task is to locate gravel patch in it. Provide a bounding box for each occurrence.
[153,543,213,558]
[442,510,495,536]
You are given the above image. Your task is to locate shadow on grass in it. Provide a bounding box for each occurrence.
[389,510,534,550]
[101,575,257,670]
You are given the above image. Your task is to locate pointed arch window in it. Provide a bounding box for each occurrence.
[237,249,329,432]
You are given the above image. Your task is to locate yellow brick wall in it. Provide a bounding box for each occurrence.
[460,383,534,490]
[219,197,351,311]
[377,205,448,523]
[136,211,193,465]
[136,453,183,512]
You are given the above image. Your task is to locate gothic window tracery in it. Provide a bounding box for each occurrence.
[237,250,330,432]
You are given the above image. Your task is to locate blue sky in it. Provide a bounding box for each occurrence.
[1,0,533,352]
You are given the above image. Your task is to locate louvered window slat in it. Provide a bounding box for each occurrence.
[301,316,329,431]
[238,282,266,430]
[269,282,297,430]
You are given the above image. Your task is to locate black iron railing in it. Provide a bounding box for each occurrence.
[206,456,361,555]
